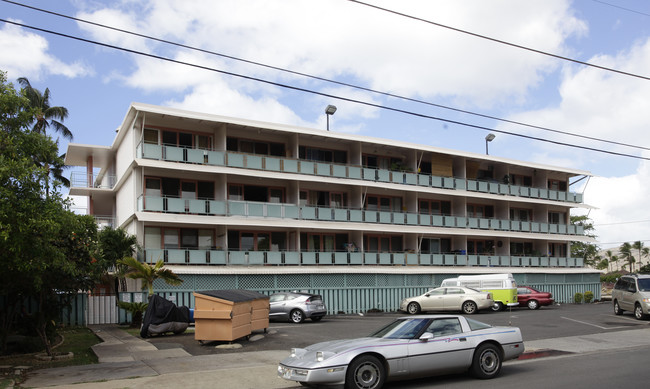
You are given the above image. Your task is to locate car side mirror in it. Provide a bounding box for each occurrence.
[425,293,430,297]
[419,332,434,342]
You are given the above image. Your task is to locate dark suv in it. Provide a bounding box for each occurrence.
[612,274,650,320]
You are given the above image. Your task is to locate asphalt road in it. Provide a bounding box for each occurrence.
[145,301,650,356]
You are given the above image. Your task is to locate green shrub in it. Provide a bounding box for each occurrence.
[584,291,594,303]
[574,292,583,304]
[600,273,623,283]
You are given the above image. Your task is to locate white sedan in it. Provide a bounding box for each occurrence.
[400,286,494,315]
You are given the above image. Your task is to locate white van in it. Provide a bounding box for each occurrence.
[441,273,518,311]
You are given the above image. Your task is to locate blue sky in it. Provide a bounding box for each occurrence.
[2,0,650,249]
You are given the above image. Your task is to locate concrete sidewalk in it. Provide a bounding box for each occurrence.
[20,325,650,389]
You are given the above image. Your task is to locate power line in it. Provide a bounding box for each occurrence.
[590,0,650,17]
[347,0,650,82]
[3,0,650,153]
[2,17,649,162]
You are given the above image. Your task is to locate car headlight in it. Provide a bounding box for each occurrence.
[316,351,324,362]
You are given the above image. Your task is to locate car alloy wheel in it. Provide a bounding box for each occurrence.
[471,344,502,379]
[407,302,421,315]
[290,309,305,323]
[345,355,385,389]
[634,304,646,320]
[613,301,623,315]
[527,300,539,310]
[462,301,477,314]
[491,302,503,312]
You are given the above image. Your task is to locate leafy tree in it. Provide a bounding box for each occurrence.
[570,215,600,267]
[118,257,183,296]
[98,227,140,298]
[619,242,636,272]
[633,241,649,270]
[639,263,650,274]
[604,250,618,272]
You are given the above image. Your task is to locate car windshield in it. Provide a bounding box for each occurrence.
[368,319,429,339]
[638,278,650,291]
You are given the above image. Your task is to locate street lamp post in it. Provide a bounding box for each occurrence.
[485,133,496,155]
[325,105,337,131]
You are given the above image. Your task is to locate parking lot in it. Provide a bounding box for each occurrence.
[145,301,650,356]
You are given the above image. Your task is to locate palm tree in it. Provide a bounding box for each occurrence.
[17,77,72,140]
[619,242,636,272]
[118,257,183,296]
[604,250,618,272]
[633,241,650,270]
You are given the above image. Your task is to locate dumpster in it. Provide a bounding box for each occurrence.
[193,290,269,342]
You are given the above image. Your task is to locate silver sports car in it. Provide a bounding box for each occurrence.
[278,315,524,389]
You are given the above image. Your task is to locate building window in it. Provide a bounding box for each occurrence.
[510,208,532,222]
[548,179,567,191]
[365,195,401,212]
[419,199,451,216]
[467,240,494,255]
[144,128,159,144]
[227,137,285,157]
[548,211,566,224]
[467,204,494,218]
[229,231,286,251]
[510,242,533,255]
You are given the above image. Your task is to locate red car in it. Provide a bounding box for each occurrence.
[517,286,554,310]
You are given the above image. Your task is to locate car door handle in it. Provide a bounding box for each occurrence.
[459,338,467,342]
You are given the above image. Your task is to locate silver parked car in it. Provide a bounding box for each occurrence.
[613,274,650,320]
[278,315,524,388]
[269,292,327,323]
[400,286,494,315]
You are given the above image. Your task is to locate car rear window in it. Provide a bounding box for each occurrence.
[465,317,492,331]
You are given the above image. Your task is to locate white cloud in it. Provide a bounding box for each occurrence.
[0,21,91,81]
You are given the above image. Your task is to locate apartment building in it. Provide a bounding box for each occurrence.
[66,102,600,311]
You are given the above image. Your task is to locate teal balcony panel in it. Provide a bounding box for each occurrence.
[267,204,282,218]
[379,253,391,264]
[284,205,300,219]
[558,191,567,201]
[432,254,443,265]
[189,199,207,214]
[350,252,363,264]
[267,251,282,265]
[520,257,530,266]
[142,143,162,159]
[248,251,265,265]
[479,218,490,229]
[549,257,558,267]
[456,255,467,265]
[420,254,432,265]
[349,209,363,222]
[209,250,226,264]
[144,249,164,262]
[540,257,550,267]
[167,198,185,213]
[558,224,567,234]
[530,187,540,198]
[443,255,455,265]
[318,207,333,221]
[468,218,479,228]
[478,256,489,266]
[302,252,317,265]
[488,182,499,194]
[299,161,315,175]
[466,180,478,191]
[165,146,184,162]
[227,153,245,168]
[558,257,567,267]
[576,257,584,267]
[520,221,530,232]
[332,165,347,177]
[478,181,488,192]
[575,193,583,203]
[393,253,405,265]
[531,222,541,232]
[432,215,444,227]
[455,179,467,190]
[376,170,389,182]
[577,225,584,235]
[391,172,404,184]
[246,155,263,170]
[265,157,281,171]
[540,224,549,233]
[567,225,576,235]
[406,253,418,265]
[419,214,431,226]
[511,256,521,266]
[362,168,376,181]
[530,257,540,267]
[319,252,333,265]
[499,256,510,266]
[379,211,392,224]
[443,216,456,227]
[284,252,300,265]
[206,150,224,165]
[567,257,576,267]
[189,250,207,264]
[442,177,454,189]
[520,186,530,197]
[468,255,478,266]
[405,173,417,185]
[248,203,264,217]
[316,163,331,176]
[283,159,298,173]
[229,251,247,265]
[509,185,520,196]
[348,166,362,179]
[334,208,348,221]
[144,197,164,212]
[406,213,418,225]
[334,252,348,264]
[229,202,246,216]
[167,249,185,264]
[498,184,508,195]
[431,176,443,188]
[418,174,430,186]
[364,253,378,265]
[187,149,205,164]
[364,210,378,223]
[539,188,549,199]
[208,200,226,215]
[302,207,317,220]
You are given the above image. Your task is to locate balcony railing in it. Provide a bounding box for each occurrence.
[70,172,117,189]
[137,196,585,236]
[135,142,584,204]
[140,248,583,268]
